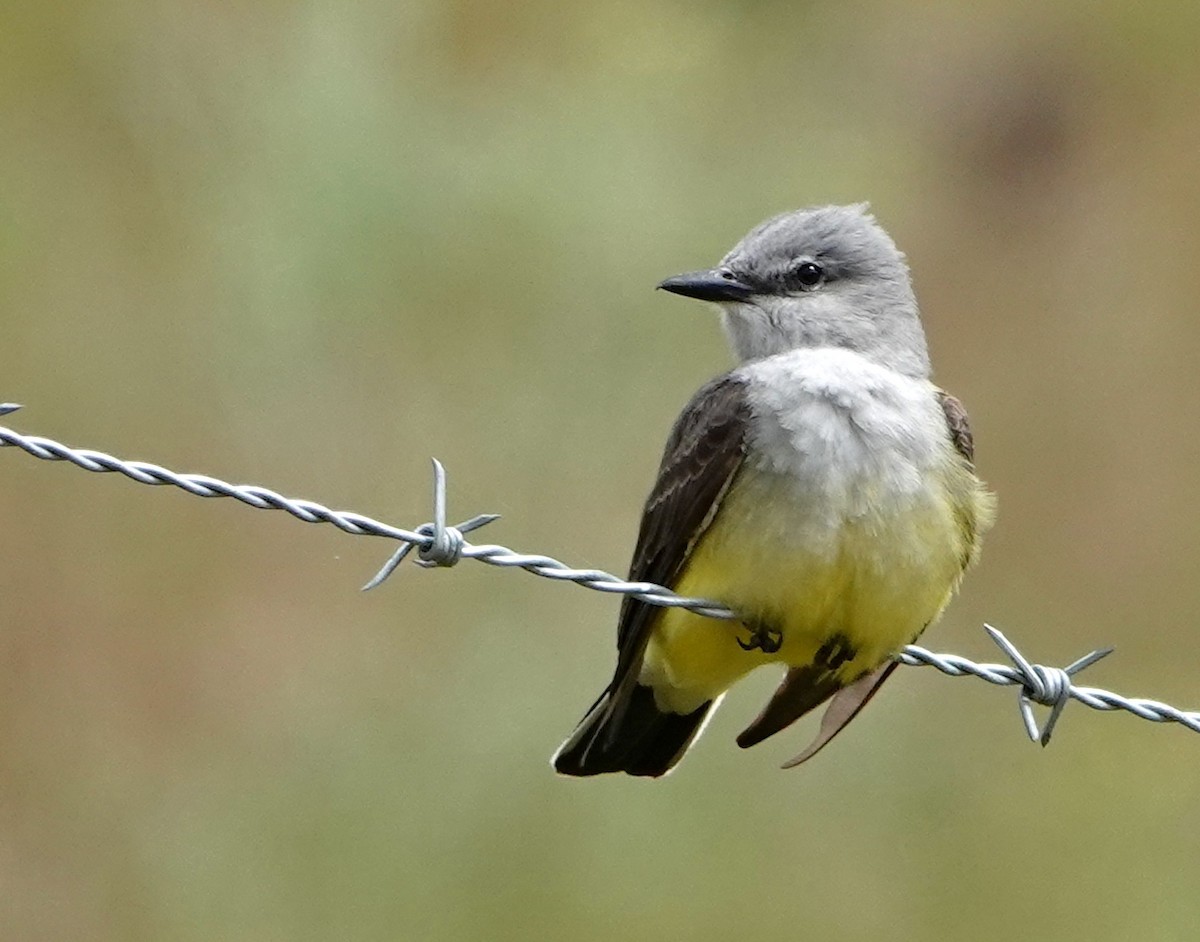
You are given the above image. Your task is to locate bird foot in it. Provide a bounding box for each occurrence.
[738,624,783,654]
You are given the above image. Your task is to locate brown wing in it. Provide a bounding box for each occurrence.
[606,373,752,713]
[936,389,975,464]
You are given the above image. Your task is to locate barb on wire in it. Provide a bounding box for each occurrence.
[362,459,500,590]
[3,405,1199,747]
[900,626,1116,745]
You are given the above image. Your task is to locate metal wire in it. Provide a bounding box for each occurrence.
[3,402,1198,746]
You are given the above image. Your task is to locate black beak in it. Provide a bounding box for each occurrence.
[657,269,755,303]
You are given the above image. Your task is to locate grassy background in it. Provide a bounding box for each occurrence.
[3,1,1200,939]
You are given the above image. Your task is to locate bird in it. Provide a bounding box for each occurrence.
[552,204,995,777]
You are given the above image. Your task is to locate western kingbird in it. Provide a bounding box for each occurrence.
[553,204,995,777]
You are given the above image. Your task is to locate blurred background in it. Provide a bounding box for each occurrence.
[3,1,1199,939]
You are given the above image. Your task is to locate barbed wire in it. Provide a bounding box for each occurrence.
[3,401,1198,747]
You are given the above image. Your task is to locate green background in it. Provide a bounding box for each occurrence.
[3,1,1199,939]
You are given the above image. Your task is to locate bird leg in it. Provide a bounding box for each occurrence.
[737,620,783,654]
[814,633,856,672]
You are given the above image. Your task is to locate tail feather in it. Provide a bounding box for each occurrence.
[735,663,842,748]
[553,684,715,777]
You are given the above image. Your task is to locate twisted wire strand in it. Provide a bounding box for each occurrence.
[899,640,1200,738]
[3,403,1199,744]
[0,409,730,616]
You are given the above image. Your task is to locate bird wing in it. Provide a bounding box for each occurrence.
[935,389,975,464]
[605,372,752,719]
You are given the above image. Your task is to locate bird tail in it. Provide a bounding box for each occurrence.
[552,684,717,778]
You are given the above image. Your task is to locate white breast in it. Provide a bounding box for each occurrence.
[736,347,952,548]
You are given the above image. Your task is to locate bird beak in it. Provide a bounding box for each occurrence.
[657,269,754,303]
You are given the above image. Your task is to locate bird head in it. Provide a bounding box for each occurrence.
[658,204,930,377]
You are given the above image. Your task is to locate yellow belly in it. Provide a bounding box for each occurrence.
[639,466,988,714]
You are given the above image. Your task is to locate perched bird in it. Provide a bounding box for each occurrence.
[553,204,995,777]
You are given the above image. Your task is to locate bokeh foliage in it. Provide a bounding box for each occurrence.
[3,1,1200,939]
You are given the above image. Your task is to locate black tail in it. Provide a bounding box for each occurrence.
[552,684,714,778]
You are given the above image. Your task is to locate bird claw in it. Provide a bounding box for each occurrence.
[738,624,783,654]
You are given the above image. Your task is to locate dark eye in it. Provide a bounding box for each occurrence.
[794,261,824,290]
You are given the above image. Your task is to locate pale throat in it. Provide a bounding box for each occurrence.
[718,296,931,378]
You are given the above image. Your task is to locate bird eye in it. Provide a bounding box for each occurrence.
[793,261,824,290]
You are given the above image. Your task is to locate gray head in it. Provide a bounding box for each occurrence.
[658,204,930,377]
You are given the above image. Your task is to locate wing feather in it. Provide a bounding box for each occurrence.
[607,373,752,711]
[936,389,975,464]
